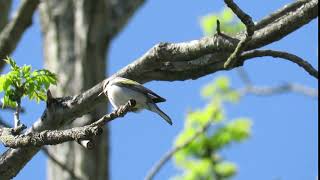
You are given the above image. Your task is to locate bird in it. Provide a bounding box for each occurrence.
[101,77,173,125]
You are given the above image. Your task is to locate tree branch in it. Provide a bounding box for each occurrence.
[145,120,212,180]
[111,0,317,83]
[240,50,318,79]
[0,0,317,179]
[0,100,135,148]
[255,0,310,30]
[0,0,12,31]
[224,0,254,36]
[0,120,83,180]
[0,0,40,71]
[238,83,318,98]
[223,0,255,68]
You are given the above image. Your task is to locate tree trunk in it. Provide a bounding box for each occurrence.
[39,1,110,179]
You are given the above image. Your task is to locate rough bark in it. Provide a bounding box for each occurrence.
[39,1,109,179]
[0,0,317,179]
[38,1,145,180]
[0,0,12,31]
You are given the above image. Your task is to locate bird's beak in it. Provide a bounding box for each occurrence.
[98,80,109,97]
[98,90,106,97]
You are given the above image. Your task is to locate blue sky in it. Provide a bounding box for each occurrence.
[0,0,318,180]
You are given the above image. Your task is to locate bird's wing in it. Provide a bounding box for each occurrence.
[114,80,166,103]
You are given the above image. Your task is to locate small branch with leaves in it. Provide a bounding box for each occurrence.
[0,57,57,129]
[145,120,213,180]
[0,100,136,148]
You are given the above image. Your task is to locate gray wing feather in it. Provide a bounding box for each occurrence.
[114,82,166,103]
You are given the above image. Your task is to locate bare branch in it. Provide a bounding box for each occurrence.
[238,83,318,98]
[0,119,83,179]
[247,0,318,50]
[236,65,318,98]
[0,100,135,148]
[236,67,253,86]
[223,0,255,68]
[255,0,310,30]
[145,121,212,180]
[0,0,40,71]
[240,50,318,79]
[224,0,254,36]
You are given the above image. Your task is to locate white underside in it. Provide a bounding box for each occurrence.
[107,84,148,109]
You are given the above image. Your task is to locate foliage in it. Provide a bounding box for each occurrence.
[200,7,245,36]
[172,77,252,180]
[0,57,57,107]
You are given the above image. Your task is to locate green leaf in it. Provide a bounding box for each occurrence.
[215,76,230,91]
[1,95,17,108]
[227,118,252,141]
[1,75,12,92]
[21,65,31,78]
[200,14,218,36]
[221,8,234,23]
[3,57,19,70]
[201,83,216,98]
[214,161,237,178]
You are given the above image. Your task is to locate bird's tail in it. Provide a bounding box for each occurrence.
[147,103,173,125]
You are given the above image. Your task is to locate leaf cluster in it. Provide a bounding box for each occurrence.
[172,77,252,180]
[0,57,57,107]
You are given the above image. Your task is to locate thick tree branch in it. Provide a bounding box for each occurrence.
[112,0,317,83]
[0,1,317,179]
[0,120,83,179]
[240,50,318,79]
[255,0,310,30]
[0,100,135,148]
[0,0,40,71]
[0,0,12,31]
[247,0,318,50]
[145,120,212,180]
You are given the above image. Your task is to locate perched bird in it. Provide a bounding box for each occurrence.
[101,77,172,125]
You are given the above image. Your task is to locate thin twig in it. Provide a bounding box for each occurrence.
[240,50,318,79]
[223,0,255,68]
[236,67,253,86]
[224,0,255,36]
[13,102,21,128]
[145,121,212,180]
[238,83,318,98]
[0,100,136,148]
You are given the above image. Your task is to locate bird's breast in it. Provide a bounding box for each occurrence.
[107,85,147,109]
